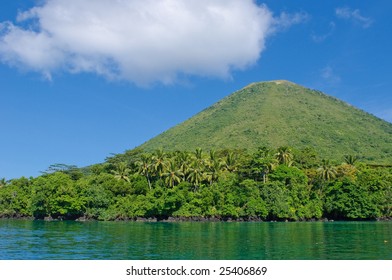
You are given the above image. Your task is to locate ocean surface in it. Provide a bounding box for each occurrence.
[0,220,391,260]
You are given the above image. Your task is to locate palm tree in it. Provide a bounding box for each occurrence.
[254,157,277,183]
[317,160,337,181]
[162,160,183,188]
[152,148,167,177]
[174,151,191,181]
[111,162,131,182]
[337,155,359,180]
[251,147,277,183]
[194,148,203,160]
[344,155,358,166]
[136,154,153,189]
[193,148,206,166]
[206,158,224,185]
[337,163,357,179]
[187,158,207,191]
[275,146,293,166]
[224,151,238,172]
[209,149,217,162]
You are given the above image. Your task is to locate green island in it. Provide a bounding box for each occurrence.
[1,81,391,222]
[0,147,391,221]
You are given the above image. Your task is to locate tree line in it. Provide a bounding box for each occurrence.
[0,147,391,221]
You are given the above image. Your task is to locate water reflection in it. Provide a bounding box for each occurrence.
[0,220,391,260]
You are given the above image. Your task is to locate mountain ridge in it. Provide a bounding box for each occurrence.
[139,81,392,163]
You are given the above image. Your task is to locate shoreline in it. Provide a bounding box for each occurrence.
[1,215,391,223]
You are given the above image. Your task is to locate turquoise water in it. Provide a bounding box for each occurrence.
[0,220,391,260]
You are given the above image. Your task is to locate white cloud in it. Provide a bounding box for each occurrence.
[312,22,336,43]
[335,7,373,28]
[321,66,341,85]
[0,0,290,86]
[273,11,309,31]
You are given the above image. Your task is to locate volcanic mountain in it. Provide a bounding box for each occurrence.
[139,80,392,163]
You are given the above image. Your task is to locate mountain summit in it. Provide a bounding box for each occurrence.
[140,81,392,163]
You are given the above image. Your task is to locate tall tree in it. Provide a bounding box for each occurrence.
[275,146,294,166]
[193,148,205,167]
[317,160,337,181]
[152,148,167,177]
[187,159,206,191]
[136,154,153,189]
[111,162,131,182]
[251,157,277,183]
[162,160,183,188]
[206,157,224,185]
[251,147,277,183]
[174,151,191,181]
[344,155,359,166]
[209,149,217,162]
[224,151,239,172]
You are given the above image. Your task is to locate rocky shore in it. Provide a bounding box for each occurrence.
[2,213,391,222]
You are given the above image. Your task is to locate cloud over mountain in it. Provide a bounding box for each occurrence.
[0,0,280,85]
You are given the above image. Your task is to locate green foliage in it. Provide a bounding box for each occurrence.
[4,82,389,221]
[324,179,381,219]
[75,175,113,219]
[260,181,291,220]
[31,173,83,219]
[42,163,84,181]
[293,147,319,169]
[355,167,392,218]
[270,165,308,186]
[0,177,31,217]
[139,81,392,164]
[1,147,391,221]
[239,180,268,219]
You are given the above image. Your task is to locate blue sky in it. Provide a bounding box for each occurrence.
[1,0,391,179]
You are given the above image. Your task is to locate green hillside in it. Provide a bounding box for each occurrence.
[2,80,391,222]
[140,80,392,163]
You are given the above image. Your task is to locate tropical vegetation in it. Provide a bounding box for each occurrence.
[140,81,392,164]
[1,81,391,222]
[1,147,391,221]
